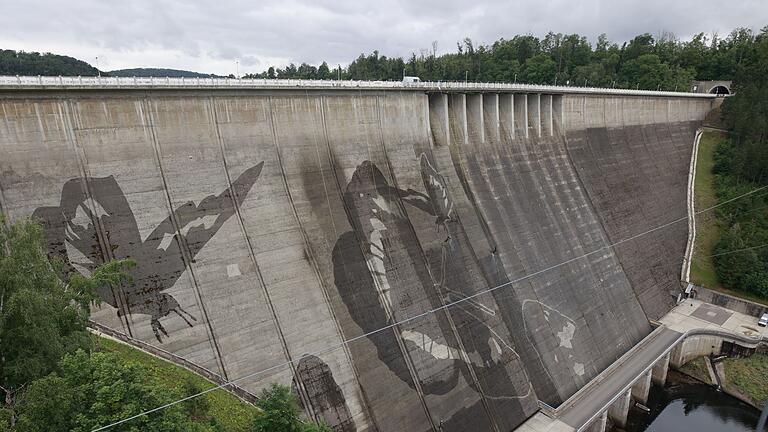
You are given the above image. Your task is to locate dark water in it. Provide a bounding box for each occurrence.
[626,381,762,432]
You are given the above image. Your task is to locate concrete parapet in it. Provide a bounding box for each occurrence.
[552,95,564,132]
[692,285,768,318]
[585,410,608,432]
[608,388,631,428]
[514,93,528,137]
[449,93,468,144]
[541,95,553,136]
[670,334,722,368]
[651,352,670,386]
[527,93,541,137]
[483,93,500,143]
[499,93,515,139]
[429,93,450,147]
[631,370,652,405]
[466,93,484,144]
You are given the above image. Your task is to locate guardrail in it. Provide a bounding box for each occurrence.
[0,75,718,98]
[569,327,765,431]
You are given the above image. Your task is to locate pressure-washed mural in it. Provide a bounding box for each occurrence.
[32,163,264,342]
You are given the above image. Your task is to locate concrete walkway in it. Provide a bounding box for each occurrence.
[557,327,681,429]
[661,298,768,339]
[515,298,767,431]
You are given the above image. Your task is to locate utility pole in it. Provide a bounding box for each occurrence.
[95,56,100,77]
[236,59,239,79]
[338,65,341,80]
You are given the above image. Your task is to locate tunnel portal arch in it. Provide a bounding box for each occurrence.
[709,85,730,95]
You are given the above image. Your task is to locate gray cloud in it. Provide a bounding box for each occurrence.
[0,0,765,75]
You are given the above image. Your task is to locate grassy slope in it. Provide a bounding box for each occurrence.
[689,130,768,305]
[93,335,258,431]
[690,130,724,288]
[722,353,768,405]
[679,356,711,383]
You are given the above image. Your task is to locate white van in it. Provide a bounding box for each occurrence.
[403,76,421,83]
[759,313,768,327]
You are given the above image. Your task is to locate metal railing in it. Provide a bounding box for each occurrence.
[0,75,718,98]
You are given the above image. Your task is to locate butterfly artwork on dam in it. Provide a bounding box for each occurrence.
[32,163,264,342]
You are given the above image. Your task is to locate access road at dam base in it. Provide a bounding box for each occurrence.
[518,298,768,432]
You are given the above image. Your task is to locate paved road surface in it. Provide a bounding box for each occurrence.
[558,327,682,429]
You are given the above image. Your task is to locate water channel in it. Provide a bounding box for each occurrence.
[625,374,762,432]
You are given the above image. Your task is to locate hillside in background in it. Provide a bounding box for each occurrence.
[108,68,220,78]
[0,49,101,76]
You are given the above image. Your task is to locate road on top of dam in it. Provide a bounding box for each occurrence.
[557,327,682,429]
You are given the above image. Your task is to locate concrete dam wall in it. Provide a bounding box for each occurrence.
[0,87,712,431]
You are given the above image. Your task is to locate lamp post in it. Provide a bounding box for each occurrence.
[95,56,100,77]
[236,59,239,79]
[465,70,468,83]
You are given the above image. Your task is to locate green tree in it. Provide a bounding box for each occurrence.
[14,350,197,432]
[0,216,133,426]
[522,53,557,84]
[251,384,329,432]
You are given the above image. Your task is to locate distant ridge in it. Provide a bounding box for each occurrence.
[0,49,100,76]
[108,68,221,78]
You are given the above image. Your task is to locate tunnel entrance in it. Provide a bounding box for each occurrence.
[709,85,730,95]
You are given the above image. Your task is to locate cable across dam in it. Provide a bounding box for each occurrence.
[0,80,714,431]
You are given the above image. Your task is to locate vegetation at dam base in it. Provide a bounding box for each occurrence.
[0,216,326,432]
[691,28,768,302]
[678,354,768,408]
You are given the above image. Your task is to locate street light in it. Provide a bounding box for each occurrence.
[95,56,100,77]
[465,70,468,83]
[236,59,239,79]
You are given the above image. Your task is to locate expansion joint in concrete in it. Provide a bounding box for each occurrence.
[141,98,228,380]
[59,99,134,337]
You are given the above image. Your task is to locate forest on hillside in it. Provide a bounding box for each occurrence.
[246,27,762,91]
[2,27,763,92]
[711,27,768,299]
[108,68,220,78]
[0,50,101,76]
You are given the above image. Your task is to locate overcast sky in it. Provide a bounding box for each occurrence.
[1,0,765,75]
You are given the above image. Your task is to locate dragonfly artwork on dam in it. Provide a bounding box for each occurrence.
[31,162,265,342]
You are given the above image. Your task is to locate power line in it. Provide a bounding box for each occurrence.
[92,183,768,431]
[699,242,768,258]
